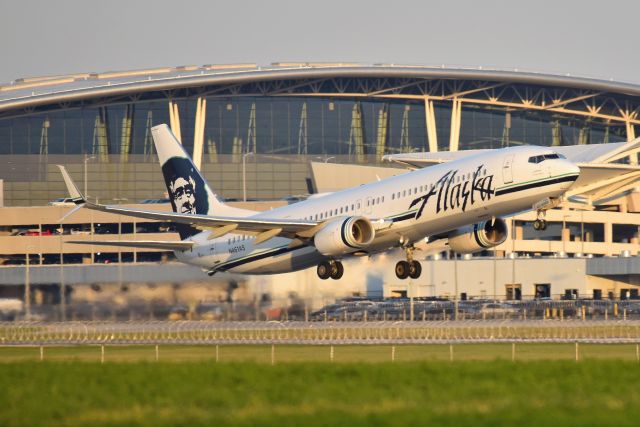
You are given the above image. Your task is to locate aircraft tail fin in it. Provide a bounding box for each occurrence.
[151,124,255,239]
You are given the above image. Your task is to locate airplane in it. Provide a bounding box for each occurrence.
[57,124,580,281]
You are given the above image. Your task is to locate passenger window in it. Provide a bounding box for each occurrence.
[392,194,395,200]
[340,207,343,214]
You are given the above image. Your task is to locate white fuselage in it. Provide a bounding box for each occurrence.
[175,146,580,275]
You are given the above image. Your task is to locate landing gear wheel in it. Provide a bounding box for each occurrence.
[533,219,547,231]
[409,260,422,279]
[395,260,410,279]
[330,261,344,280]
[317,261,332,280]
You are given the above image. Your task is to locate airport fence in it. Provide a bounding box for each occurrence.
[2,320,640,346]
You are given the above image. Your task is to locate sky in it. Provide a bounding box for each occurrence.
[1,0,638,84]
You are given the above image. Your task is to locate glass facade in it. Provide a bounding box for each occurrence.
[0,96,627,160]
[0,82,633,206]
[0,101,170,157]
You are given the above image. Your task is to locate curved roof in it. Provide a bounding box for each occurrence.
[3,63,640,113]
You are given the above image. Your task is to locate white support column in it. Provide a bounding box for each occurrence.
[604,221,613,256]
[627,121,636,140]
[626,121,637,165]
[424,98,438,152]
[449,99,462,152]
[173,102,182,143]
[168,100,182,143]
[192,97,207,169]
[168,100,175,134]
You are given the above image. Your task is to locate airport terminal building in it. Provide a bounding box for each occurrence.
[0,63,639,311]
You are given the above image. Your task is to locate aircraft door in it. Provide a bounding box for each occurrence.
[365,197,373,214]
[502,155,514,184]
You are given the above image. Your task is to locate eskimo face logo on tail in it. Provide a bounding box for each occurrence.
[170,176,196,214]
[162,157,209,215]
[410,164,495,219]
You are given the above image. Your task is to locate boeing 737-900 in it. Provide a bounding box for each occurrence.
[57,124,580,280]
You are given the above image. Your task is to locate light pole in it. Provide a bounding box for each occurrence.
[24,245,37,319]
[84,154,96,199]
[453,253,459,320]
[562,214,571,256]
[242,152,254,202]
[493,248,497,300]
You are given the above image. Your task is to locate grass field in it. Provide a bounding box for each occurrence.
[1,359,640,427]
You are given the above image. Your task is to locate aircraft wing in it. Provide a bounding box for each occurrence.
[77,200,319,237]
[57,165,373,242]
[66,240,194,251]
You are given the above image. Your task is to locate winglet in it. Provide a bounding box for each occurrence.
[56,165,85,202]
[56,165,86,223]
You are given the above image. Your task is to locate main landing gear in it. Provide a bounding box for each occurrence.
[317,260,344,280]
[395,247,422,279]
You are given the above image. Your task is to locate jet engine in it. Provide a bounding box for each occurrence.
[448,218,508,254]
[314,216,376,256]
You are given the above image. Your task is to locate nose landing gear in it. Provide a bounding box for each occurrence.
[533,218,547,231]
[532,197,561,231]
[317,260,344,280]
[533,210,548,231]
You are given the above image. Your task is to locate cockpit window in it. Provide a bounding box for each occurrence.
[528,155,542,164]
[528,153,564,164]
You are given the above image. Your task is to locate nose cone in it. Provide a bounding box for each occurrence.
[563,159,581,179]
[557,159,580,190]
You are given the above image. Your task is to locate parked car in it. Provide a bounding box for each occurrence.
[0,299,23,320]
[479,303,518,315]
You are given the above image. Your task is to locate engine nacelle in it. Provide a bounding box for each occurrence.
[314,216,376,256]
[448,218,508,254]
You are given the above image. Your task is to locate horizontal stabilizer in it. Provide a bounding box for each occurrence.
[66,240,194,251]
